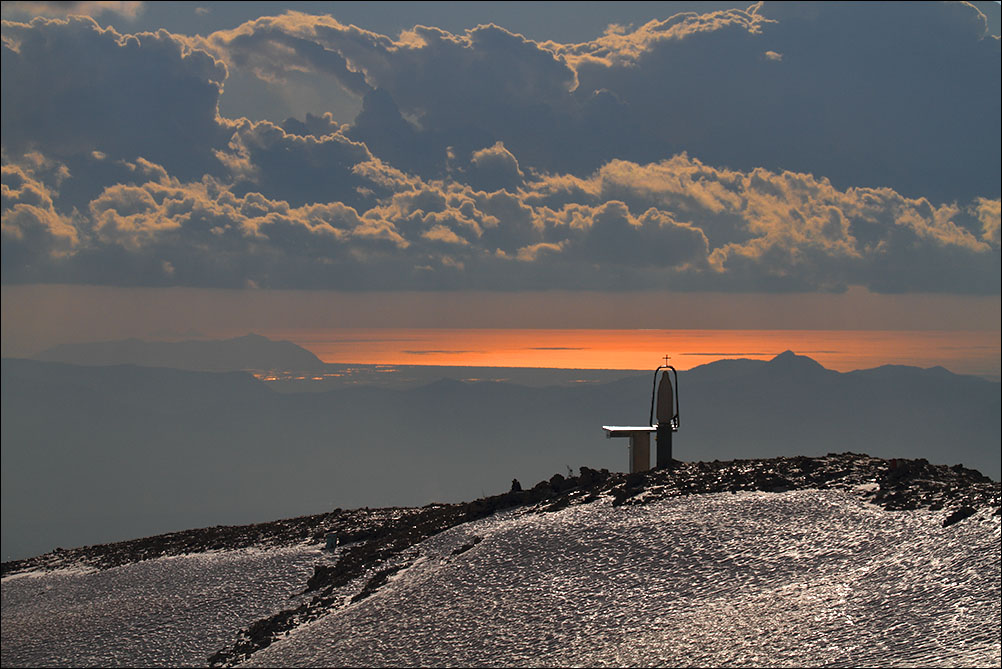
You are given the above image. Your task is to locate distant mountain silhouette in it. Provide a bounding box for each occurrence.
[2,352,998,560]
[678,352,999,473]
[32,333,326,372]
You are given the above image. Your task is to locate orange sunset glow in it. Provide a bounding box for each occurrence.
[265,328,1002,379]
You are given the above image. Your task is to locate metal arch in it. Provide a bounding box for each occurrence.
[648,365,679,430]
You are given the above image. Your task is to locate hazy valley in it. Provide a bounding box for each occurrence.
[2,336,999,561]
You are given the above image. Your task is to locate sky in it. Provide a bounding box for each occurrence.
[1,1,1000,361]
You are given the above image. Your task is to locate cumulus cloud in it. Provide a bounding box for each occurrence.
[973,197,1001,247]
[0,7,999,294]
[3,143,997,292]
[1,159,80,281]
[467,142,525,193]
[217,118,375,207]
[206,14,581,177]
[31,169,415,287]
[200,2,998,203]
[206,12,375,96]
[521,155,998,292]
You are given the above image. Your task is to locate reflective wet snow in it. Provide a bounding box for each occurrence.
[3,489,1000,667]
[248,490,1000,668]
[1,545,318,667]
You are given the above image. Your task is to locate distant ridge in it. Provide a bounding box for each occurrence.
[32,333,325,372]
[692,350,967,382]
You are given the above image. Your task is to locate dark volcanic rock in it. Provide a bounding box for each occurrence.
[450,535,483,556]
[943,506,977,527]
[874,458,996,513]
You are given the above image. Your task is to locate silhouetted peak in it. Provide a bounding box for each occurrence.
[766,350,826,373]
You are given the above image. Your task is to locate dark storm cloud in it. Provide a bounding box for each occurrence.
[1,6,999,293]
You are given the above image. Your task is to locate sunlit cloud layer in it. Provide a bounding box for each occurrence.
[2,3,999,293]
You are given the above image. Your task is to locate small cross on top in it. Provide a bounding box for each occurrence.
[663,354,671,366]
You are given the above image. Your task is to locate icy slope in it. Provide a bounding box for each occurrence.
[245,489,1000,668]
[1,545,319,667]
